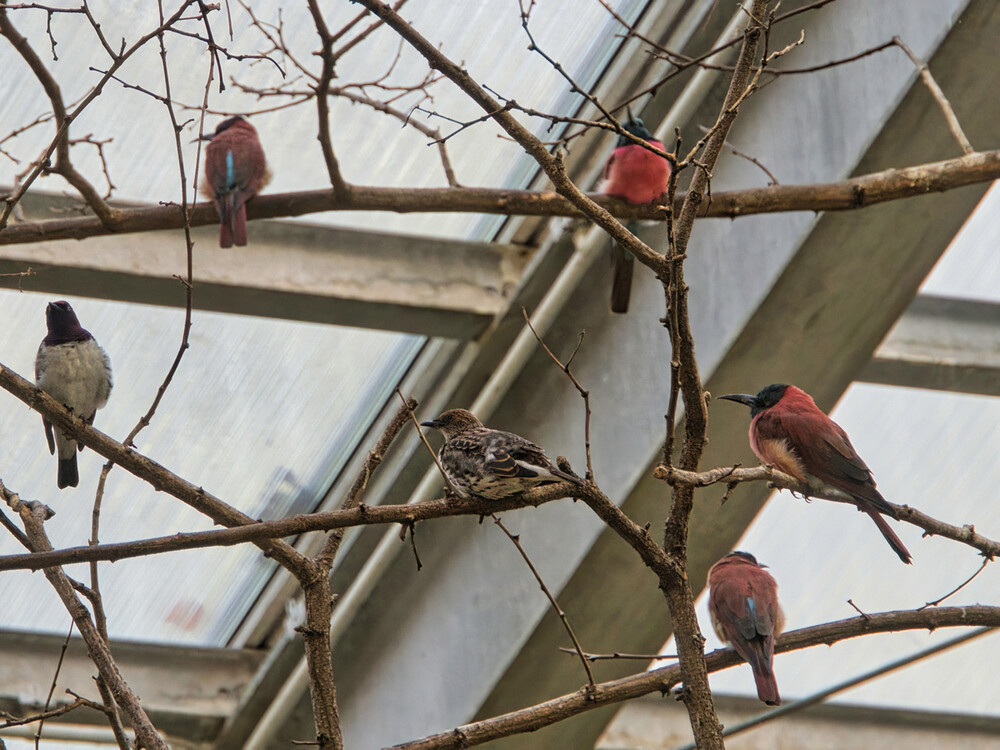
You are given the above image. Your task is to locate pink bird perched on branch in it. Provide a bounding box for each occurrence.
[708,551,785,705]
[202,116,269,248]
[720,383,912,564]
[600,110,671,313]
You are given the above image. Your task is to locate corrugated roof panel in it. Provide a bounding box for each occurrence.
[0,0,647,240]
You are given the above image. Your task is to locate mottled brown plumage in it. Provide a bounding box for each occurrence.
[421,409,582,499]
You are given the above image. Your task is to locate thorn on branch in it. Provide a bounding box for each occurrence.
[847,599,871,621]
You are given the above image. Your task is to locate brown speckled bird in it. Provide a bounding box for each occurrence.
[421,409,583,499]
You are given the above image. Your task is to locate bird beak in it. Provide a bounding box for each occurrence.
[626,104,634,122]
[420,420,441,429]
[718,393,758,408]
[195,133,214,143]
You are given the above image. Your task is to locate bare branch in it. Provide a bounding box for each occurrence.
[0,481,168,749]
[387,607,1000,750]
[306,0,350,197]
[521,309,593,481]
[492,515,595,689]
[893,35,974,155]
[5,148,997,245]
[659,463,1000,560]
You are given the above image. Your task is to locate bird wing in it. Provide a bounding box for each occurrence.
[483,431,549,479]
[711,580,775,672]
[226,137,266,191]
[773,413,897,518]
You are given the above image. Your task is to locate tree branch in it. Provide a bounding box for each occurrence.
[1,482,168,749]
[0,362,308,569]
[2,150,997,245]
[659,463,1000,559]
[386,606,1000,750]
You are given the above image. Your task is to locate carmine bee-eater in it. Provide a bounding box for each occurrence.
[35,301,113,489]
[421,408,584,500]
[708,551,785,705]
[720,384,912,564]
[202,116,269,248]
[601,110,671,313]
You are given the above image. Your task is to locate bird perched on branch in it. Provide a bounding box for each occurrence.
[708,551,785,706]
[421,408,583,499]
[601,110,671,313]
[202,116,269,248]
[720,383,912,564]
[35,301,113,489]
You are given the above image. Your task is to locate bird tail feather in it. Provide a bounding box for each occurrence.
[610,243,634,313]
[43,418,55,454]
[752,665,781,706]
[233,203,248,247]
[58,455,79,489]
[610,220,639,313]
[740,642,781,705]
[218,194,235,248]
[865,507,912,564]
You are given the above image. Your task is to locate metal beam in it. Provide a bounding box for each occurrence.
[861,294,1000,396]
[0,191,525,339]
[596,693,1000,750]
[0,630,264,744]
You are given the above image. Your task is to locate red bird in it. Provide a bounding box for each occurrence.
[601,113,671,314]
[720,384,912,564]
[708,551,785,706]
[202,116,269,248]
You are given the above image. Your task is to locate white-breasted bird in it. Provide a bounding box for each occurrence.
[35,301,113,489]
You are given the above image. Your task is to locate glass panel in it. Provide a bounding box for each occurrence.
[921,182,1000,302]
[0,0,648,241]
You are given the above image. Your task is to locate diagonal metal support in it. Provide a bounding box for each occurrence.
[861,295,1000,396]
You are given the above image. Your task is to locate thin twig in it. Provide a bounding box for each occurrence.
[34,621,74,749]
[316,395,417,567]
[918,559,990,610]
[520,308,593,481]
[492,514,595,690]
[558,646,678,662]
[893,35,973,155]
[401,389,461,497]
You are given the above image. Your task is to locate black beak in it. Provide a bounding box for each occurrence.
[420,420,440,428]
[718,393,758,408]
